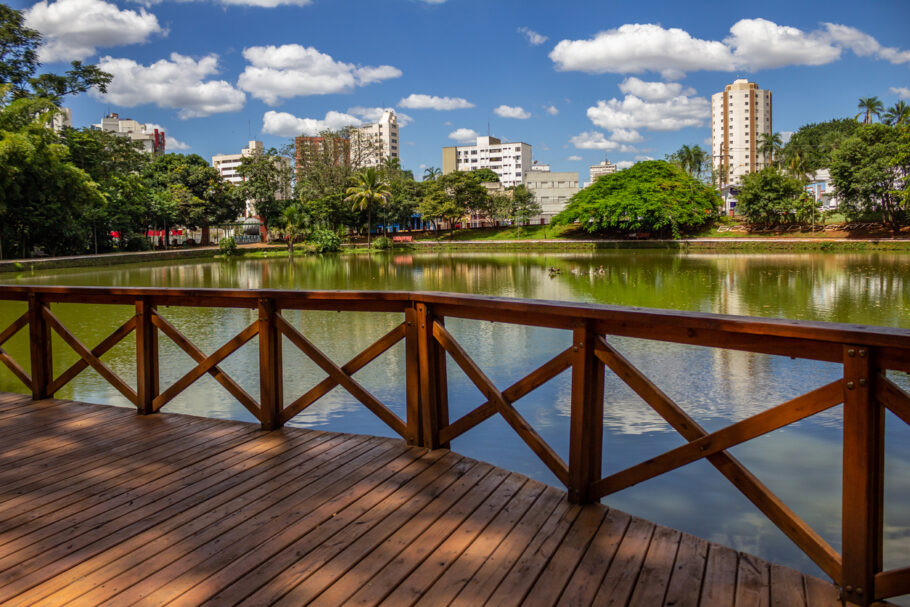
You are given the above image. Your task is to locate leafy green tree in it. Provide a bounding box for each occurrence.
[667,144,710,181]
[883,101,910,127]
[417,185,465,233]
[553,161,718,237]
[856,97,884,124]
[345,167,390,245]
[237,146,292,236]
[469,168,500,183]
[830,124,909,230]
[0,5,111,104]
[279,202,308,256]
[437,171,491,224]
[422,166,442,182]
[781,119,859,173]
[510,184,541,225]
[736,167,808,225]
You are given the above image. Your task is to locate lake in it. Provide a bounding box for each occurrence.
[1,250,909,586]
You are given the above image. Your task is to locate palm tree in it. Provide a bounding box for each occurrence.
[856,97,884,124]
[382,157,402,180]
[280,203,308,256]
[785,149,811,183]
[345,167,391,246]
[883,100,910,126]
[758,132,783,168]
[423,166,442,182]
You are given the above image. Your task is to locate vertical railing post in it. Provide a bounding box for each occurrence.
[27,293,52,401]
[568,319,605,503]
[135,298,159,415]
[415,302,449,449]
[404,304,422,446]
[841,344,883,606]
[258,298,283,431]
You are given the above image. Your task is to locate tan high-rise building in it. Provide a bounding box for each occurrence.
[711,79,772,192]
[351,109,399,168]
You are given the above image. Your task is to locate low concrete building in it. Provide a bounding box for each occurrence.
[525,168,580,224]
[805,169,838,210]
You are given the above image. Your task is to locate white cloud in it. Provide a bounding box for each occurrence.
[569,132,618,150]
[166,137,190,150]
[95,54,246,119]
[587,93,710,132]
[634,155,654,161]
[780,131,794,144]
[24,0,164,62]
[494,105,531,119]
[545,105,559,116]
[892,87,910,99]
[616,160,635,170]
[618,77,695,101]
[348,106,413,126]
[217,0,311,6]
[823,24,910,64]
[550,19,909,77]
[238,45,400,105]
[449,128,479,143]
[517,26,548,46]
[609,128,644,143]
[568,155,583,161]
[261,110,362,137]
[399,94,474,110]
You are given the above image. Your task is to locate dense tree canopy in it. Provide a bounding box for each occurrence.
[553,161,719,237]
[781,119,860,173]
[736,167,809,225]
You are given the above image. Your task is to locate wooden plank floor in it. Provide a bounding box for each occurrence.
[0,391,851,607]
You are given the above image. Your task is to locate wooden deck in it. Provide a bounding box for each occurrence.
[0,391,850,607]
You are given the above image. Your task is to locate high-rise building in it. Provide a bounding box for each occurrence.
[351,109,399,168]
[50,108,72,133]
[92,113,166,156]
[295,136,351,172]
[441,135,532,187]
[711,79,773,191]
[212,141,290,218]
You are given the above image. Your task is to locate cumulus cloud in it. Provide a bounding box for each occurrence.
[494,105,531,119]
[892,87,910,99]
[95,54,246,119]
[618,77,695,101]
[587,93,710,131]
[545,105,559,116]
[567,155,583,161]
[609,128,644,143]
[24,0,164,62]
[570,132,630,151]
[143,123,188,149]
[518,26,548,46]
[132,0,311,7]
[347,106,413,126]
[616,160,635,170]
[823,24,910,64]
[399,94,474,110]
[238,45,401,105]
[449,128,479,143]
[261,110,363,137]
[780,131,794,144]
[550,19,908,77]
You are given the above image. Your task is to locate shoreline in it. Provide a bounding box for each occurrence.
[2,237,910,274]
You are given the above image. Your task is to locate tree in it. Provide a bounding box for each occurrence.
[781,118,859,173]
[437,171,492,226]
[830,124,909,230]
[784,149,812,183]
[422,166,442,182]
[469,168,500,183]
[553,161,718,238]
[417,185,465,232]
[237,146,292,237]
[856,97,884,124]
[667,144,709,181]
[0,5,111,104]
[757,132,783,167]
[883,101,910,127]
[344,167,390,245]
[736,167,806,225]
[510,184,541,225]
[279,202,308,256]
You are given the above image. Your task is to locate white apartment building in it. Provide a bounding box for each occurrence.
[51,108,72,133]
[525,168,580,224]
[589,158,617,186]
[92,113,165,155]
[212,141,290,218]
[351,110,399,168]
[712,79,773,197]
[442,136,532,187]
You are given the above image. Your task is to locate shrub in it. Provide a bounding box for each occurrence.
[307,227,342,253]
[123,235,150,251]
[370,235,392,250]
[218,236,239,256]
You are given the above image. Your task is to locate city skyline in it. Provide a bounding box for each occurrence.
[11,0,910,175]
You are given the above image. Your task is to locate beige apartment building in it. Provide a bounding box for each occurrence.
[92,112,166,156]
[442,135,532,187]
[711,79,773,193]
[526,165,580,224]
[351,110,399,168]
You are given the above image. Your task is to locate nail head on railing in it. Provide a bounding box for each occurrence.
[858,349,867,357]
[846,381,855,390]
[848,349,856,357]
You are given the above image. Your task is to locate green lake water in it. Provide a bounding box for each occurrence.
[1,250,909,589]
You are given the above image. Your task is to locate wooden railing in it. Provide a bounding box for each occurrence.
[0,285,909,605]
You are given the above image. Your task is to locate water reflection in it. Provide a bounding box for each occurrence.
[1,250,909,590]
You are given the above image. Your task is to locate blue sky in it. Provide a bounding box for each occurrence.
[11,0,910,176]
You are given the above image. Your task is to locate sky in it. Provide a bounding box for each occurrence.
[9,0,910,177]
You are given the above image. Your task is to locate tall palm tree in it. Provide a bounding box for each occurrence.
[856,97,884,124]
[883,100,910,126]
[785,150,811,183]
[345,167,391,246]
[423,166,442,182]
[758,132,783,168]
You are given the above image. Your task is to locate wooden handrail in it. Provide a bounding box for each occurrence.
[0,284,909,605]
